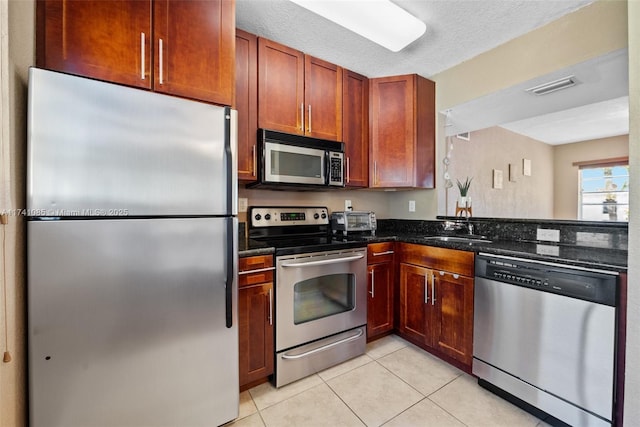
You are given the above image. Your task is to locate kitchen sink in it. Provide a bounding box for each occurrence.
[423,235,492,244]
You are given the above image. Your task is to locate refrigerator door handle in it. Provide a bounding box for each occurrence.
[225,107,238,216]
[225,218,234,328]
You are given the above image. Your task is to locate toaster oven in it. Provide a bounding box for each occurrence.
[330,211,377,236]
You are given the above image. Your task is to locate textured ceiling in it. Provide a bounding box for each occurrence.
[236,0,630,145]
[236,0,595,78]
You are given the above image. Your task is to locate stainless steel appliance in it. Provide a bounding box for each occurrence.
[248,206,367,387]
[473,253,618,427]
[27,68,239,427]
[331,211,377,236]
[247,129,344,190]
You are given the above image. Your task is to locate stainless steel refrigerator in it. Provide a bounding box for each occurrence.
[26,68,239,427]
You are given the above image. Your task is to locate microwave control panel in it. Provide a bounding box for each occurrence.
[328,152,344,186]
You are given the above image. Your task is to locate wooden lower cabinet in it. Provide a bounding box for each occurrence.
[397,244,474,368]
[238,255,274,388]
[367,242,395,340]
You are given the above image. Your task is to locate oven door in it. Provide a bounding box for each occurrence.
[275,248,367,352]
[264,141,326,186]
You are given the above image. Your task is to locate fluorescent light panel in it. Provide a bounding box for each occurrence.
[289,0,426,52]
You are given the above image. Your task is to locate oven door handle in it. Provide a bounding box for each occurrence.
[280,253,365,268]
[281,328,364,360]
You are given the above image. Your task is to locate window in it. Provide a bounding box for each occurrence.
[575,157,629,222]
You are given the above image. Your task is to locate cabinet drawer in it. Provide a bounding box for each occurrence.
[367,242,395,264]
[239,255,275,288]
[399,243,474,276]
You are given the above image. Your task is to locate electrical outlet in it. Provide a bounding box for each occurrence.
[409,200,416,212]
[536,228,560,242]
[344,199,352,211]
[238,198,248,213]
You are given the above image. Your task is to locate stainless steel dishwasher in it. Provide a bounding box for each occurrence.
[473,253,618,427]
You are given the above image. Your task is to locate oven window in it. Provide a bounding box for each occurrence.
[293,273,355,324]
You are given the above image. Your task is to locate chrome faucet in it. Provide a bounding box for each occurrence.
[443,219,474,235]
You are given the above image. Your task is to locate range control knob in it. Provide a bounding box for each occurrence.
[254,214,262,221]
[265,214,271,220]
[321,213,327,219]
[314,213,320,219]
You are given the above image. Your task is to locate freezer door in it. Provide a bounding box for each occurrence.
[27,68,237,216]
[28,218,239,427]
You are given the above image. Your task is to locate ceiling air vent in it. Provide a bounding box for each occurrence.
[525,75,579,96]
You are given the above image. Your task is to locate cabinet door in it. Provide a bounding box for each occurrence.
[304,55,342,141]
[367,262,394,339]
[153,0,235,105]
[343,69,369,187]
[432,272,474,365]
[398,263,431,344]
[238,282,274,387]
[236,29,258,181]
[37,0,152,89]
[370,75,414,187]
[258,38,305,134]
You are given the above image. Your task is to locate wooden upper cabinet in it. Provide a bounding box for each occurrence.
[343,69,369,187]
[37,0,235,106]
[37,0,153,89]
[369,74,435,188]
[258,38,305,135]
[304,55,342,141]
[257,38,343,141]
[153,0,235,105]
[236,29,258,181]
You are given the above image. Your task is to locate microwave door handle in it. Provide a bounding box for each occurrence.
[324,151,330,185]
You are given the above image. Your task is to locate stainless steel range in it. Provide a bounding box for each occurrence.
[248,206,367,387]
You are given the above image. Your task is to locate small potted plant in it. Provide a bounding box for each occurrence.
[457,177,473,207]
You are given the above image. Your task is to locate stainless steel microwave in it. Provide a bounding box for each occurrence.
[248,129,345,190]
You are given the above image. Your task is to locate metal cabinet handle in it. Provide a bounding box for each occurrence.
[268,288,273,326]
[158,38,164,84]
[370,269,375,298]
[281,328,364,360]
[300,103,304,132]
[281,253,364,268]
[238,266,275,275]
[372,250,394,256]
[374,161,378,185]
[346,157,350,183]
[252,145,257,177]
[140,33,146,80]
[308,104,312,132]
[431,273,436,306]
[424,273,429,304]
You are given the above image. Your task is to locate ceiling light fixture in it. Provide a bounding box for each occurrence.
[289,0,426,52]
[525,75,579,96]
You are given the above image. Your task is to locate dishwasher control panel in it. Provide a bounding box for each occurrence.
[475,255,617,306]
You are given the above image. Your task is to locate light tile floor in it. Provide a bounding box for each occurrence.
[229,335,552,427]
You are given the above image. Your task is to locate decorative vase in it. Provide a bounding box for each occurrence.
[459,196,471,208]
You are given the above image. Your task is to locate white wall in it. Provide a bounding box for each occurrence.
[624,0,639,424]
[0,1,33,426]
[442,126,554,219]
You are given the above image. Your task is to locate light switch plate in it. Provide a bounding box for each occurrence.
[409,200,416,212]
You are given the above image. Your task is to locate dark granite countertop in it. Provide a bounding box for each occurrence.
[361,232,628,272]
[239,219,628,272]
